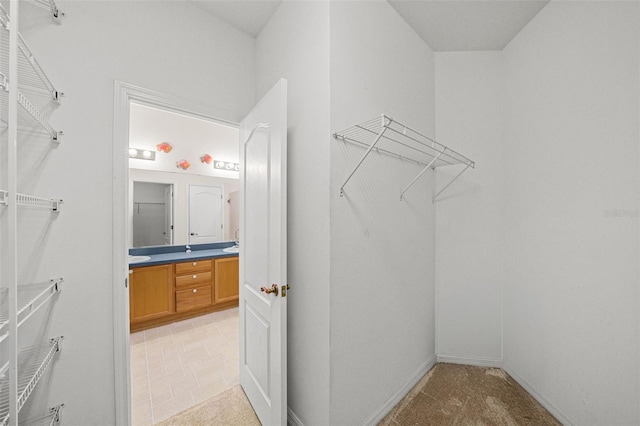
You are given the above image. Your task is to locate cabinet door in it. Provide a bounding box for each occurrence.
[129,264,174,323]
[214,257,239,304]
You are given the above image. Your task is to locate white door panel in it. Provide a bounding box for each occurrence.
[240,78,287,426]
[189,185,222,244]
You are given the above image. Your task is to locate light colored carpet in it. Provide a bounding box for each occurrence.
[156,385,260,426]
[380,363,561,426]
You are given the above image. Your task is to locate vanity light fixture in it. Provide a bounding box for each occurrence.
[214,160,240,172]
[128,147,156,161]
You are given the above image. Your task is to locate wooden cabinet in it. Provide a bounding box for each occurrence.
[176,286,213,312]
[129,255,238,331]
[129,264,174,324]
[214,257,239,304]
[174,259,213,312]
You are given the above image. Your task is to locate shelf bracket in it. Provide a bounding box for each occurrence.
[433,163,472,203]
[400,150,445,201]
[339,115,389,197]
[49,404,64,424]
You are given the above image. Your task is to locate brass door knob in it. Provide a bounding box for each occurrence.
[260,284,279,296]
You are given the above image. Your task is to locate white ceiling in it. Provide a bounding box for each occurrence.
[189,0,282,38]
[388,0,549,51]
[189,0,549,52]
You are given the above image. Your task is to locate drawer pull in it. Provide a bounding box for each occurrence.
[193,275,197,279]
[192,288,197,293]
[192,262,197,266]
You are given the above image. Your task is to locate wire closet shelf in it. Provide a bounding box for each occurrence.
[0,191,62,211]
[0,2,63,142]
[333,114,475,202]
[0,337,64,426]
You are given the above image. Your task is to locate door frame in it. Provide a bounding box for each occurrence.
[112,81,238,425]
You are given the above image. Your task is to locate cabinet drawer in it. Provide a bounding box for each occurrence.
[176,285,212,312]
[175,259,212,274]
[175,271,212,288]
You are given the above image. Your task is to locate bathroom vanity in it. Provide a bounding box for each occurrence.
[128,243,239,331]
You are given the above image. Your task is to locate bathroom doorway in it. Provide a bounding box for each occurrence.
[114,80,288,426]
[113,82,242,425]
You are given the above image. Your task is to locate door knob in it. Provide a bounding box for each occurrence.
[260,284,279,296]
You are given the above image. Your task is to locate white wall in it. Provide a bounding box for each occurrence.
[129,169,239,245]
[329,2,436,424]
[129,103,240,179]
[12,1,254,423]
[502,2,639,424]
[434,52,504,365]
[255,2,332,424]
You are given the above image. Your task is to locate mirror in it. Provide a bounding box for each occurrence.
[128,103,239,248]
[132,181,174,247]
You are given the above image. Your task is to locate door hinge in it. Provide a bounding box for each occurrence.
[282,284,290,297]
[125,277,128,288]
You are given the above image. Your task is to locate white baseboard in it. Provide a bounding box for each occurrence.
[362,353,437,426]
[436,354,503,368]
[502,364,574,426]
[287,406,304,426]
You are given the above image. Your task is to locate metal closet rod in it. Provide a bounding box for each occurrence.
[334,114,475,201]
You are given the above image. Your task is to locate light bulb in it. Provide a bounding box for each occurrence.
[143,150,152,159]
[128,148,138,157]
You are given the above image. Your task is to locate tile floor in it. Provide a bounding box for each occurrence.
[130,307,239,425]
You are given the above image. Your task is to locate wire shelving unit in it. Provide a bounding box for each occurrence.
[333,114,475,202]
[0,338,63,426]
[0,289,7,344]
[1,280,61,345]
[0,191,62,212]
[16,280,62,327]
[1,1,65,425]
[0,3,63,142]
[19,404,64,426]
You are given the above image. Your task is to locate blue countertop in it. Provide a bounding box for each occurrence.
[129,243,238,268]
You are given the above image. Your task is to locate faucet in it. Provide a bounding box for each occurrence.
[185,245,191,253]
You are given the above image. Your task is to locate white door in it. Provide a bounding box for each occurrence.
[164,185,173,245]
[188,185,222,244]
[239,78,287,425]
